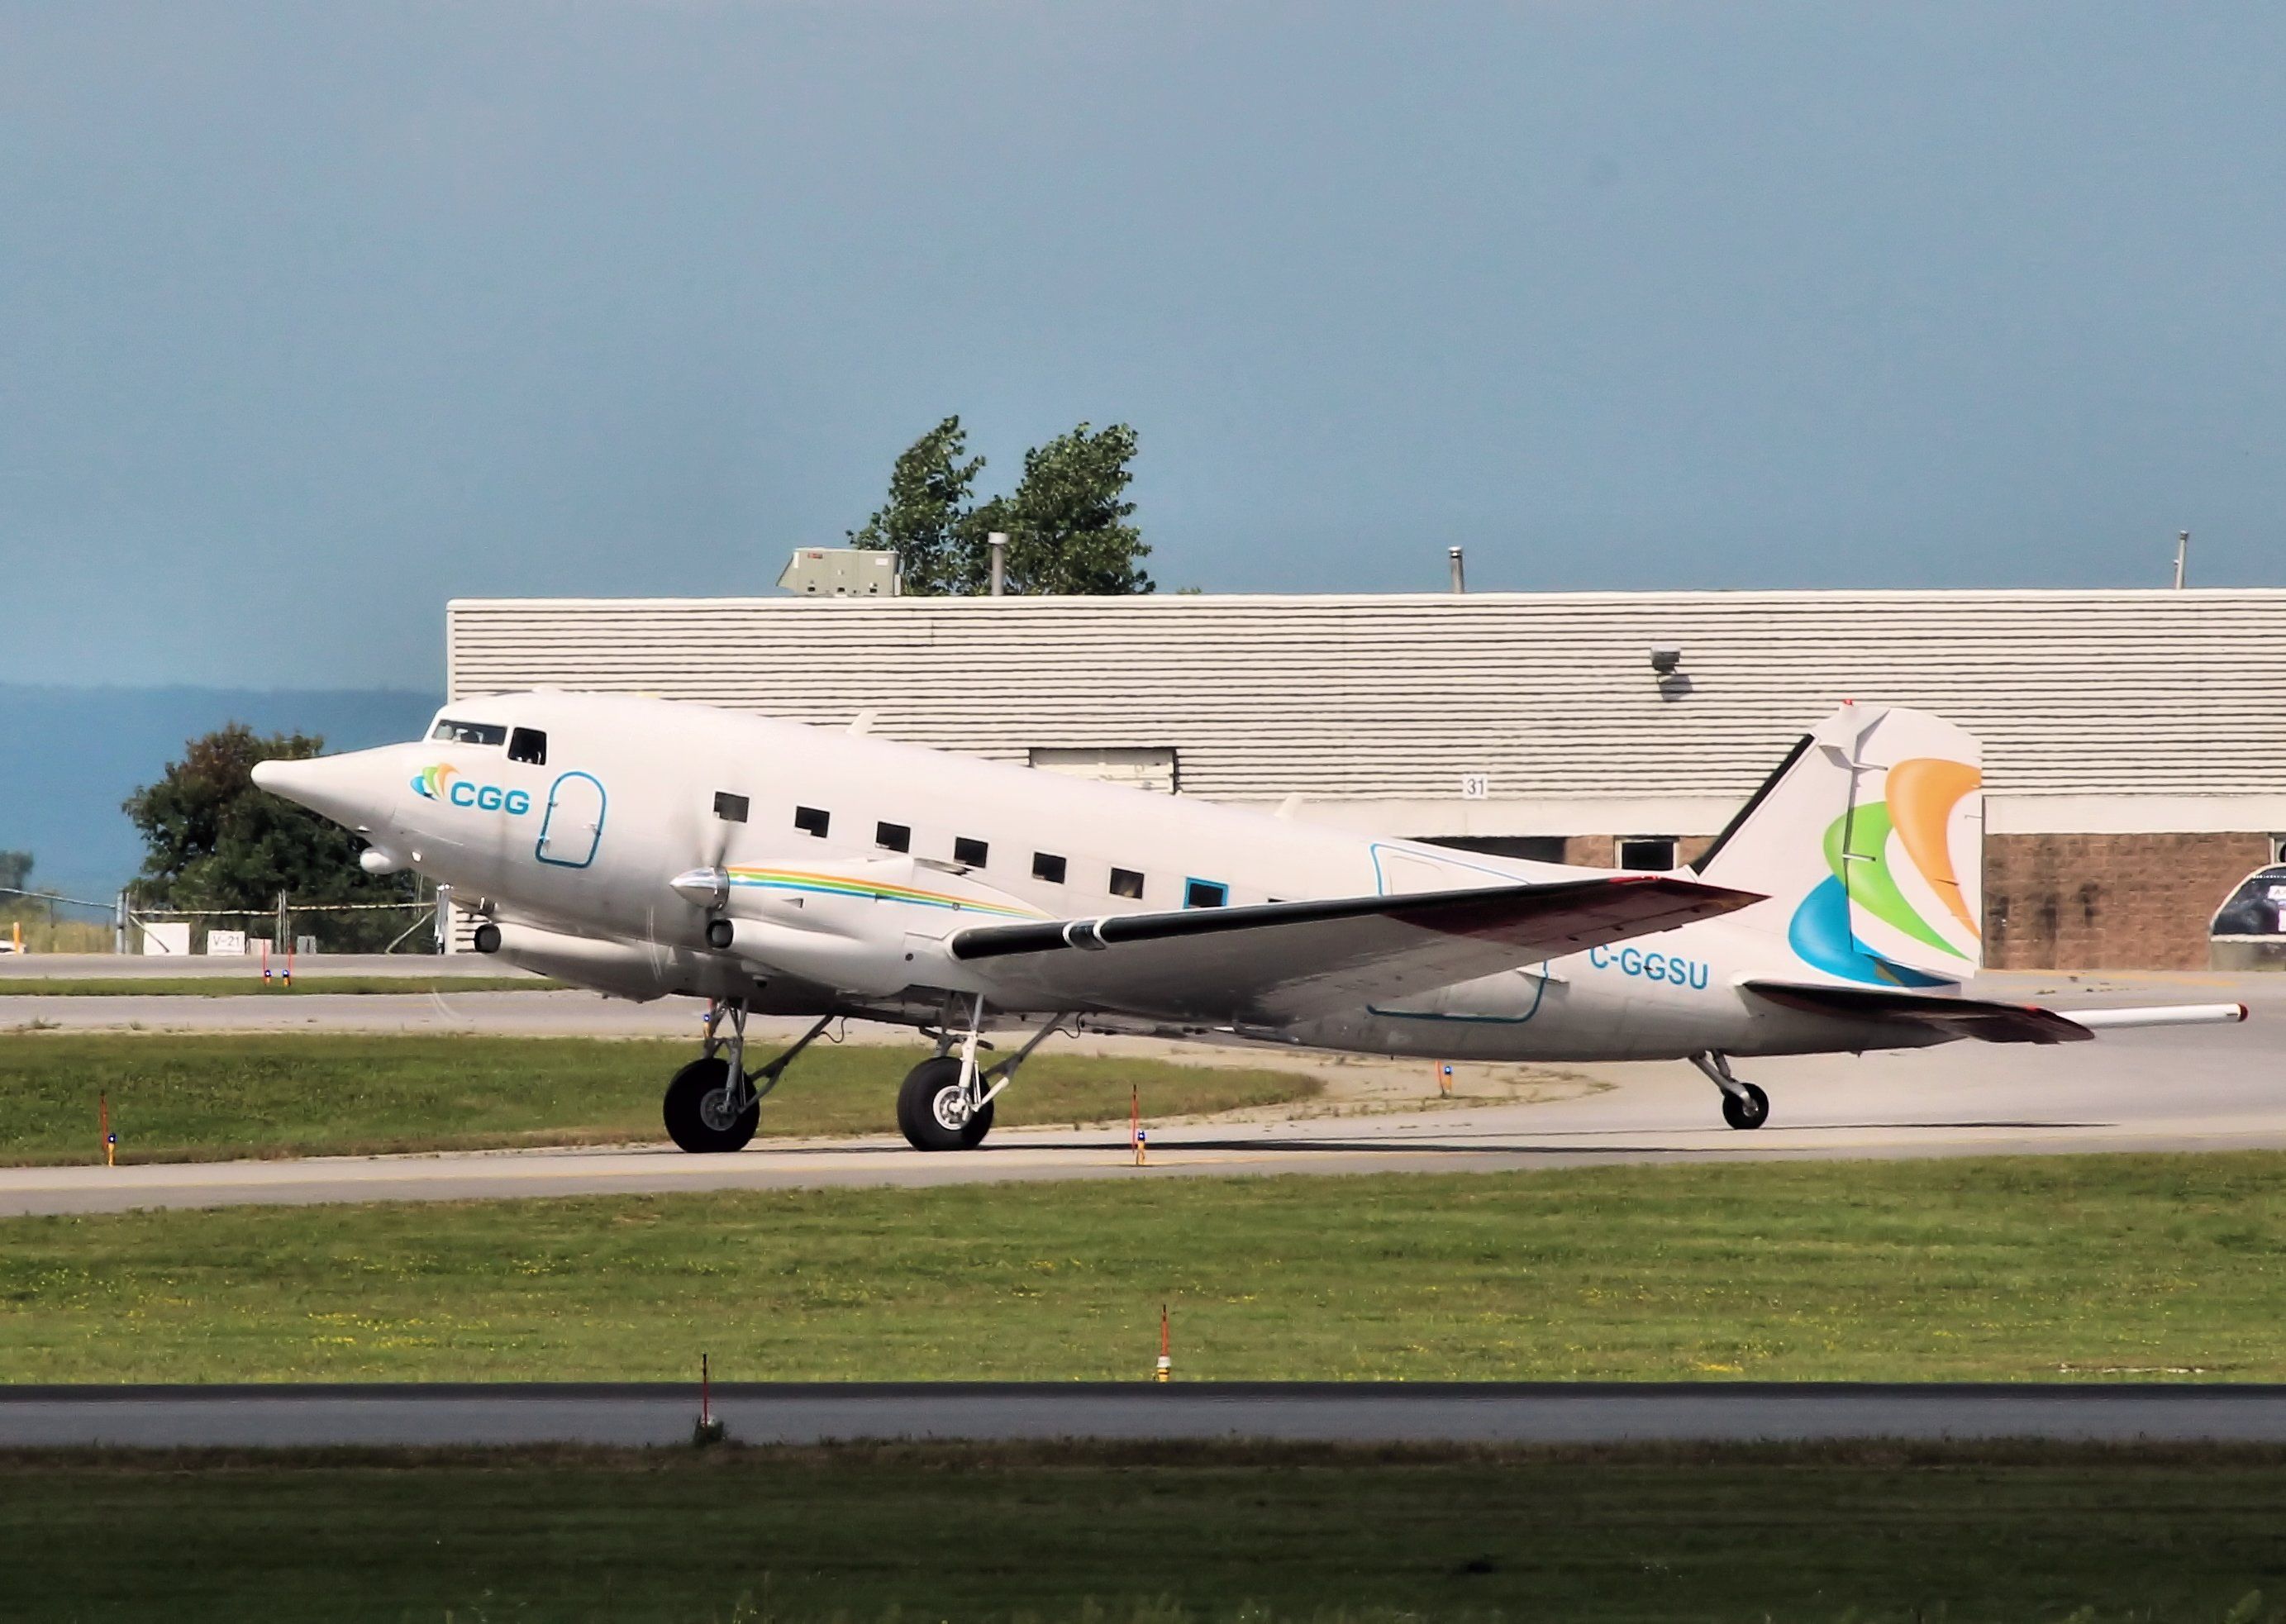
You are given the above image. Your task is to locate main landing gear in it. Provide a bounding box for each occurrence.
[1690,1050,1770,1131]
[662,1002,836,1154]
[897,997,1067,1153]
[660,996,1069,1155]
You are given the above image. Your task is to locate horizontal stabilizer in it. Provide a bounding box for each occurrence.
[1742,979,2093,1045]
[2065,1002,2250,1031]
[950,874,1762,1024]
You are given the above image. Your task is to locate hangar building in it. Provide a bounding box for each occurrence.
[446,589,2286,972]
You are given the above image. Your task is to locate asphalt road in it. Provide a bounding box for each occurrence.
[2,987,694,1033]
[7,1383,2286,1448]
[0,970,2278,1217]
[0,952,534,982]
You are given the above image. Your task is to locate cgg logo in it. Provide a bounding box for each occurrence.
[1587,944,1711,991]
[410,764,531,815]
[451,782,531,814]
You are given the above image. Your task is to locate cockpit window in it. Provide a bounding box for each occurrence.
[507,727,547,765]
[431,719,507,746]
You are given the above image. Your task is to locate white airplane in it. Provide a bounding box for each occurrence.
[254,693,2247,1153]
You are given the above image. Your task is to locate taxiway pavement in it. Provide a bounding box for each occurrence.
[7,1382,2286,1448]
[0,952,543,982]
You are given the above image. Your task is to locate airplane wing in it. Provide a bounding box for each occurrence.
[1741,980,2093,1044]
[948,874,1761,1025]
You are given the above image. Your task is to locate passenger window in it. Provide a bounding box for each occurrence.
[430,719,506,746]
[1185,879,1229,909]
[507,727,548,766]
[876,821,911,853]
[795,806,831,838]
[1032,852,1067,884]
[1109,868,1145,900]
[714,792,750,824]
[954,836,989,868]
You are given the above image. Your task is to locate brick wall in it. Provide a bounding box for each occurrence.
[1562,836,1615,868]
[1984,832,2272,971]
[1560,835,1717,869]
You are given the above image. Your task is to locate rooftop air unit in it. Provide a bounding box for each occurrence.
[776,548,901,597]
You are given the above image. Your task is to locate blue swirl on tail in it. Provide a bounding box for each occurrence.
[1788,876,1954,988]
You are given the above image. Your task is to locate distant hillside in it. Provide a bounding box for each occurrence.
[0,686,441,903]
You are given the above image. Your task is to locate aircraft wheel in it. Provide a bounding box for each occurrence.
[1720,1082,1770,1131]
[664,1056,760,1153]
[898,1056,996,1152]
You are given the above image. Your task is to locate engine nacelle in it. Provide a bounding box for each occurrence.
[692,854,1020,996]
[705,914,935,997]
[477,920,752,1003]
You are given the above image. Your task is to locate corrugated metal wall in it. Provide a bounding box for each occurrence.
[448,590,2286,807]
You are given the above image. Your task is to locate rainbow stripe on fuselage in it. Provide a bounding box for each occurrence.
[722,867,1046,920]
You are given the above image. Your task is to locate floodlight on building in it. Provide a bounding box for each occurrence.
[777,548,900,597]
[1649,645,1683,675]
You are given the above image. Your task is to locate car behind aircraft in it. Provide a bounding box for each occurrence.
[254,693,2247,1152]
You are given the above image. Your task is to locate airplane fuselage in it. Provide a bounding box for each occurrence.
[315,691,1927,1064]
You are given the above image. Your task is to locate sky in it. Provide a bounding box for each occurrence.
[5,1,2284,689]
[0,685,440,900]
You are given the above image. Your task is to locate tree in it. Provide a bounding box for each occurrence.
[0,850,29,894]
[847,416,986,597]
[964,422,1152,596]
[851,417,1153,597]
[124,725,416,948]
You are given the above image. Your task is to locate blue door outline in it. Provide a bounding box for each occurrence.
[536,772,607,869]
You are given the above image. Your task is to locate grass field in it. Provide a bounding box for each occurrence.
[0,1034,1319,1164]
[0,908,111,954]
[3,1441,2281,1622]
[5,1152,2284,1383]
[0,974,557,997]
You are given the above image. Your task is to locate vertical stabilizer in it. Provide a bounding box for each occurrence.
[1694,703,1984,986]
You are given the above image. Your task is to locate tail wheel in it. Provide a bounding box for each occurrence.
[1721,1082,1771,1131]
[898,1056,996,1152]
[664,1056,760,1153]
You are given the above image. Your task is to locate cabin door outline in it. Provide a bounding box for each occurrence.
[535,771,607,869]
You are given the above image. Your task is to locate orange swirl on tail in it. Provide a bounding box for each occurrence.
[1884,757,1982,939]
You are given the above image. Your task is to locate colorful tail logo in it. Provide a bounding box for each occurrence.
[1788,758,1981,986]
[411,763,458,800]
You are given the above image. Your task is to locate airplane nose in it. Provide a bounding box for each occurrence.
[250,750,398,832]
